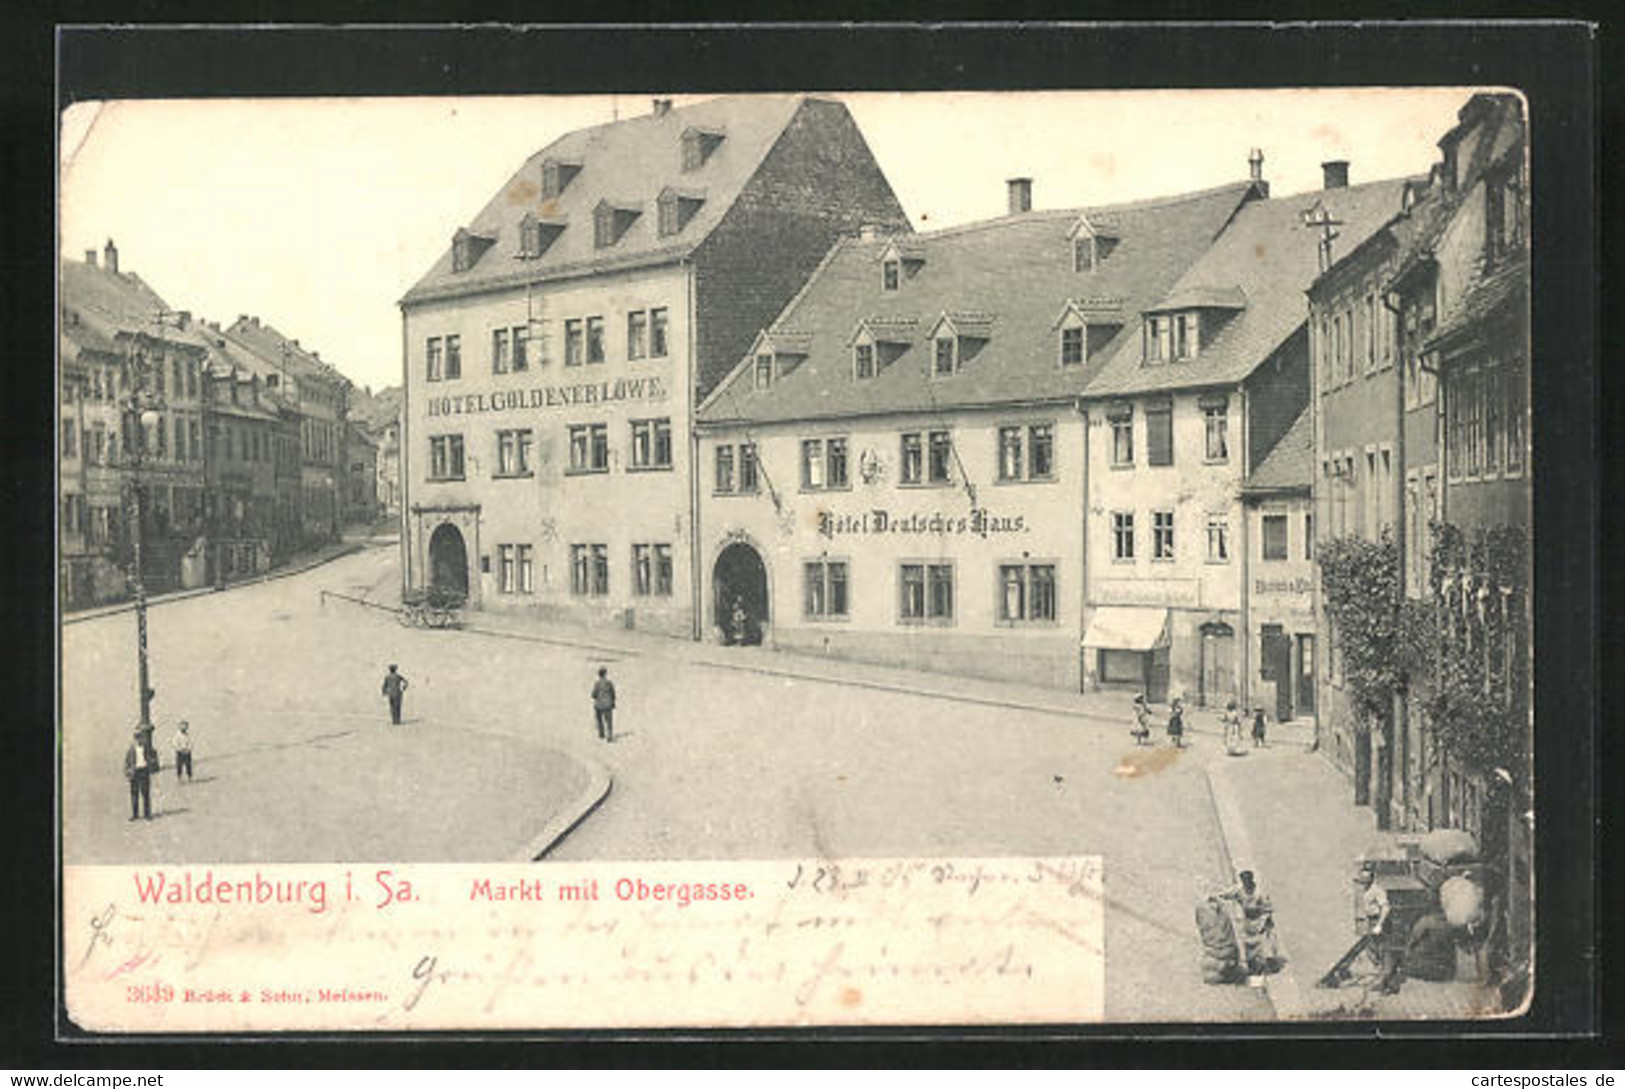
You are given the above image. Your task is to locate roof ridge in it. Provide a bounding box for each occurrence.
[893,179,1255,244]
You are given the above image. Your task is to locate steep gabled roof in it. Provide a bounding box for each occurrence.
[1084,176,1413,399]
[223,316,348,390]
[1245,406,1313,492]
[59,256,184,357]
[1428,252,1529,357]
[698,181,1257,427]
[401,95,811,305]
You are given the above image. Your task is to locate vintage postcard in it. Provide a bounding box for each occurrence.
[58,82,1535,1031]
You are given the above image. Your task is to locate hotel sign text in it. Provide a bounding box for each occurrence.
[426,376,669,418]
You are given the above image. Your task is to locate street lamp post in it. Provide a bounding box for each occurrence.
[123,308,183,740]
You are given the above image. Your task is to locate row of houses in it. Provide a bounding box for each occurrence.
[394,95,1528,888]
[59,241,385,608]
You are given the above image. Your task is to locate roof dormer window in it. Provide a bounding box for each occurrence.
[882,259,900,292]
[1146,314,1172,364]
[1060,326,1085,367]
[681,126,726,172]
[854,342,877,380]
[451,227,496,273]
[593,201,642,249]
[656,187,706,238]
[876,241,924,292]
[924,313,991,377]
[541,158,582,200]
[1069,214,1121,273]
[1175,313,1200,360]
[933,336,957,377]
[754,352,774,390]
[518,212,566,259]
[1144,311,1200,364]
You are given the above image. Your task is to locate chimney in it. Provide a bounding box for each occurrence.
[652,98,672,118]
[1321,160,1350,190]
[1007,177,1033,215]
[1248,148,1265,183]
[84,249,97,267]
[103,238,119,274]
[858,224,880,242]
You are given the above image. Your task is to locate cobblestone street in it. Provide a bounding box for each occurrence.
[63,544,1269,1021]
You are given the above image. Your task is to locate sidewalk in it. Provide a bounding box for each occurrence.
[63,528,393,625]
[1206,739,1508,1020]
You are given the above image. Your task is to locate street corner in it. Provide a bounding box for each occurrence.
[68,720,600,865]
[518,746,614,862]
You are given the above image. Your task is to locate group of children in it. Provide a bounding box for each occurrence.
[1129,694,1268,751]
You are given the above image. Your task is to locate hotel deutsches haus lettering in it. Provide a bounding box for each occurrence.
[397,96,909,633]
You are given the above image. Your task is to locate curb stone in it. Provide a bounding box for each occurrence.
[1203,756,1307,1020]
[62,540,381,625]
[517,753,614,862]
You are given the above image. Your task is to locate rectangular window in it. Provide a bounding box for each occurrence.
[1305,513,1314,560]
[1152,510,1175,561]
[512,325,529,371]
[1203,402,1229,461]
[715,445,735,493]
[627,311,648,360]
[426,337,443,381]
[585,317,604,364]
[804,560,850,618]
[1029,424,1054,479]
[934,337,956,376]
[1110,408,1134,466]
[1175,313,1199,360]
[492,328,510,373]
[570,545,589,595]
[801,439,823,490]
[655,543,672,596]
[827,437,848,488]
[739,444,759,493]
[591,544,609,595]
[633,544,653,596]
[1262,514,1288,561]
[854,343,876,379]
[1147,316,1171,363]
[899,564,924,620]
[518,544,534,593]
[1485,368,1502,475]
[1000,563,1057,622]
[568,424,609,473]
[445,335,461,379]
[927,563,954,620]
[496,428,532,477]
[755,353,774,390]
[1505,367,1525,476]
[650,308,669,358]
[1112,511,1135,561]
[91,423,106,464]
[564,319,584,366]
[499,544,516,593]
[928,430,952,483]
[1205,513,1230,563]
[429,435,465,480]
[1060,326,1084,366]
[630,418,673,470]
[998,427,1023,481]
[900,432,923,484]
[1146,402,1173,466]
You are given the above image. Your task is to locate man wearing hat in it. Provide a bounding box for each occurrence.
[124,726,154,821]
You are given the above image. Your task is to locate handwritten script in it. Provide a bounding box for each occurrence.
[64,857,1103,1030]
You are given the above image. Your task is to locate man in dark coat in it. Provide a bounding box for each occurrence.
[382,664,408,725]
[592,667,617,742]
[124,727,154,820]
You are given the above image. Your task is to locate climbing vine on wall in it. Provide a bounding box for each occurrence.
[1317,531,1409,725]
[1423,522,1530,780]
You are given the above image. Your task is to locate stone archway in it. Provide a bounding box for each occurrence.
[713,540,769,645]
[428,522,470,598]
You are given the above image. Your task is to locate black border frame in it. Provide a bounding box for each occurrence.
[4,16,1603,1068]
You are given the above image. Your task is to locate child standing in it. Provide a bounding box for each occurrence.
[1252,707,1268,747]
[173,720,194,782]
[1166,698,1186,748]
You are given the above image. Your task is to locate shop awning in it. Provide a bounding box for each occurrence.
[1080,606,1170,651]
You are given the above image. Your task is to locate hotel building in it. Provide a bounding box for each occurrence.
[694,176,1258,689]
[396,95,909,637]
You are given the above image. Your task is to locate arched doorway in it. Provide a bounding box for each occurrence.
[713,540,768,645]
[1199,620,1236,708]
[428,522,469,598]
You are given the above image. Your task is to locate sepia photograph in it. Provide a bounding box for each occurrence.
[56,53,1548,1032]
